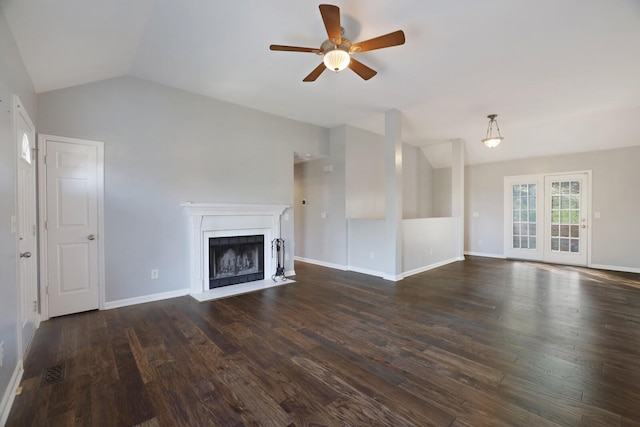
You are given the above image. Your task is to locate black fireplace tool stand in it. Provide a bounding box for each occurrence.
[271,238,288,282]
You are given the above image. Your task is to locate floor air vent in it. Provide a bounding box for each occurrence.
[41,362,67,386]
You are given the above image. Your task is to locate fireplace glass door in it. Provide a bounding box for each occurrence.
[209,234,265,288]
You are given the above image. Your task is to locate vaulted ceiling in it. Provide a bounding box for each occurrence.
[2,0,640,164]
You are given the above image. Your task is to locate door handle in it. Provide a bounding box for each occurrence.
[88,234,96,241]
[20,251,32,258]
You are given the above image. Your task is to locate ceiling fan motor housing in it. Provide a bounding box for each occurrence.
[320,38,352,54]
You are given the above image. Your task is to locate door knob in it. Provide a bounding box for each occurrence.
[88,234,96,240]
[20,251,32,258]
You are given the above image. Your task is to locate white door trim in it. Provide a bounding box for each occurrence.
[38,134,105,319]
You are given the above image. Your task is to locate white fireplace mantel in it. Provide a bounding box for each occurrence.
[182,203,290,301]
[181,202,289,218]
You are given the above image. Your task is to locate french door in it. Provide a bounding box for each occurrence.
[504,172,590,266]
[504,176,543,261]
[543,174,588,265]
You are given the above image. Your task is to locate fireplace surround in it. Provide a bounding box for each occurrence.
[182,203,290,301]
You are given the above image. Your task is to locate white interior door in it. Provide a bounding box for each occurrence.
[543,173,589,266]
[15,96,38,355]
[40,135,104,317]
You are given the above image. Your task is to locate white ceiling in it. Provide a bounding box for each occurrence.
[2,0,640,165]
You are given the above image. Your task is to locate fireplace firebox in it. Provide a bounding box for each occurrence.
[209,235,264,289]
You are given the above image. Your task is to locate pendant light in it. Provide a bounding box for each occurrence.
[482,114,504,148]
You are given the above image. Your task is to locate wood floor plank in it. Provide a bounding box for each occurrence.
[6,257,640,426]
[291,356,418,426]
[112,341,156,425]
[309,344,457,425]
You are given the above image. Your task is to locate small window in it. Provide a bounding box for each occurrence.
[21,133,31,164]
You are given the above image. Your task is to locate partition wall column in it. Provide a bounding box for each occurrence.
[384,109,403,280]
[451,138,465,260]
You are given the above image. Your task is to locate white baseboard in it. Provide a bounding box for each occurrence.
[383,273,404,282]
[0,361,23,427]
[294,256,347,271]
[403,257,461,278]
[464,251,507,259]
[296,256,468,282]
[346,265,386,280]
[103,288,190,310]
[590,264,640,274]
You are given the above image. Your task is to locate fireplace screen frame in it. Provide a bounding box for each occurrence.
[207,234,268,289]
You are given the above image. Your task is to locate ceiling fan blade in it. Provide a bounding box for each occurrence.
[270,45,322,54]
[348,58,377,80]
[303,63,327,82]
[319,4,341,45]
[350,30,406,53]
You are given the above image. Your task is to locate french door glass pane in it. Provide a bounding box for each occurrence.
[512,183,537,250]
[21,133,31,164]
[550,179,581,253]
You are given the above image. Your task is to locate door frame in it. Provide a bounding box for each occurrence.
[503,170,592,267]
[37,134,106,319]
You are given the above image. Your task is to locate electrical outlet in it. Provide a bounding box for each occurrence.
[151,269,159,279]
[284,253,289,261]
[0,340,4,367]
[369,252,375,260]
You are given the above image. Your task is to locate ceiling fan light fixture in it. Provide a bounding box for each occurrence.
[323,48,350,72]
[482,114,504,148]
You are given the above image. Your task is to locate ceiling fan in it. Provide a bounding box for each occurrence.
[269,4,406,82]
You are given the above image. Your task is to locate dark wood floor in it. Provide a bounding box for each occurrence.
[7,257,640,426]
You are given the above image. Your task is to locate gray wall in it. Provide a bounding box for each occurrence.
[347,219,389,275]
[465,145,640,270]
[37,76,328,302]
[294,126,347,267]
[432,167,452,217]
[0,7,37,417]
[403,144,433,219]
[345,126,384,219]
